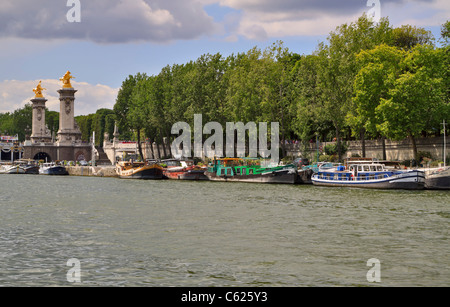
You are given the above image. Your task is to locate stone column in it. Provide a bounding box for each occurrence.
[30,97,52,144]
[57,87,81,145]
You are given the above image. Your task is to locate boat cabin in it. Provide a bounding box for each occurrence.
[317,163,393,181]
[208,158,264,177]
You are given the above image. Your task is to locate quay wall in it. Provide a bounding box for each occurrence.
[66,166,117,177]
[285,136,449,161]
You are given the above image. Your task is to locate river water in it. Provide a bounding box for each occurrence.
[0,174,448,287]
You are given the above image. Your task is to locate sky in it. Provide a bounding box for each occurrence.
[0,0,448,116]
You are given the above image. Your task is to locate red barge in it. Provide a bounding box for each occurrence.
[163,159,209,180]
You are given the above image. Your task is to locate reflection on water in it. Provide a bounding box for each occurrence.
[0,175,448,286]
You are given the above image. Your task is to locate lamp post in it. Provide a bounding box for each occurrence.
[442,120,447,168]
[315,132,320,163]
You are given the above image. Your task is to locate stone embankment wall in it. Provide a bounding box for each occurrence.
[66,166,117,177]
[285,136,449,161]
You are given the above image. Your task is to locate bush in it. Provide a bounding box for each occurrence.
[430,160,444,167]
[319,154,330,162]
[418,151,434,160]
[319,154,339,162]
[401,159,411,167]
[282,156,294,164]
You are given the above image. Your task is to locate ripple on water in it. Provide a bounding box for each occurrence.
[0,175,448,286]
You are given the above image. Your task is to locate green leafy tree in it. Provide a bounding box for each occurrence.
[376,45,448,161]
[114,73,147,141]
[349,44,405,158]
[129,74,150,160]
[441,20,450,45]
[46,110,59,138]
[392,25,434,50]
[312,14,393,161]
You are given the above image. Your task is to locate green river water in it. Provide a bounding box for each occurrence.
[0,174,448,286]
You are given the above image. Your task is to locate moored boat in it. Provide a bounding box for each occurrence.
[39,162,69,175]
[296,168,314,184]
[23,164,40,174]
[115,160,163,179]
[2,164,26,174]
[162,159,208,180]
[205,158,298,184]
[16,159,40,174]
[311,162,425,190]
[424,167,450,190]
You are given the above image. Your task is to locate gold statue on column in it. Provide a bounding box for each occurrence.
[60,71,75,88]
[33,81,46,98]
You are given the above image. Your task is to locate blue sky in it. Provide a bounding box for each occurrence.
[0,0,448,116]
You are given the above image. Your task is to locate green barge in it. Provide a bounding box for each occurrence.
[205,158,298,184]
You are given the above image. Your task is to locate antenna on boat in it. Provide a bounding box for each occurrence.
[442,120,447,168]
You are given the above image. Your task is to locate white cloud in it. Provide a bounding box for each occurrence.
[0,79,119,116]
[213,0,448,40]
[0,0,219,43]
[381,0,450,28]
[0,0,447,44]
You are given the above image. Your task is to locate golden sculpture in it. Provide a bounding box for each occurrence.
[33,81,46,98]
[60,71,75,88]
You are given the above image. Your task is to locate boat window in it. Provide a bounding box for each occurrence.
[249,169,253,175]
[377,166,383,171]
[370,166,376,171]
[220,169,226,176]
[358,166,362,172]
[363,165,370,172]
[227,168,232,176]
[235,167,241,175]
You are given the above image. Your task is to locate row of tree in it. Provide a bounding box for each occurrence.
[1,15,448,162]
[75,109,116,146]
[114,15,449,161]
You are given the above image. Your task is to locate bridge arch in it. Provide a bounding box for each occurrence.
[33,152,52,162]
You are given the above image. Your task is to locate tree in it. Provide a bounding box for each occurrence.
[441,20,450,45]
[46,110,59,138]
[311,14,393,161]
[376,44,448,161]
[0,112,14,137]
[129,74,150,160]
[260,41,301,157]
[392,25,434,50]
[349,44,405,159]
[2,104,33,141]
[114,73,147,141]
[76,113,94,142]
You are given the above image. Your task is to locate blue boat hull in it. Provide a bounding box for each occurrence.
[312,171,425,190]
